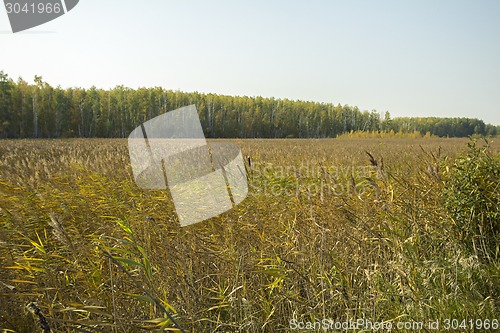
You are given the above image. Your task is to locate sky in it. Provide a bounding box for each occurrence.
[1,0,499,125]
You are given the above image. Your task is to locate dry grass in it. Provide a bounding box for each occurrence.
[0,137,498,332]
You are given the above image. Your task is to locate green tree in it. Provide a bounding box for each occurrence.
[0,71,14,137]
[382,111,392,132]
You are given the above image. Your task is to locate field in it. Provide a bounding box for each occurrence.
[1,137,499,332]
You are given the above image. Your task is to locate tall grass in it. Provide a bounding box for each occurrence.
[0,137,498,332]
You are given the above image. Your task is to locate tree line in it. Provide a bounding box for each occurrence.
[0,71,498,139]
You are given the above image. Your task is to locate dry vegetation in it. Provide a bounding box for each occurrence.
[0,137,499,332]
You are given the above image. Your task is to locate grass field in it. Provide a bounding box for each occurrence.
[1,137,499,332]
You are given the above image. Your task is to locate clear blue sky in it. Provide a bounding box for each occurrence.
[1,0,499,125]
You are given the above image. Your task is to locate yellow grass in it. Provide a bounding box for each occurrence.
[0,138,498,332]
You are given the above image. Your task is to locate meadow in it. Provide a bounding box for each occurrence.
[0,137,499,332]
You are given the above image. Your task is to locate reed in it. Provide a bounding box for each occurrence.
[0,137,498,332]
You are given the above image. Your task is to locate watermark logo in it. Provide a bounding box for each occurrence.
[4,0,79,33]
[128,105,248,227]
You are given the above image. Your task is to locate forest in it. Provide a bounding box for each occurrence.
[1,71,499,139]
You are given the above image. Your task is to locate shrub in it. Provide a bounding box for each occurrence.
[444,138,500,262]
